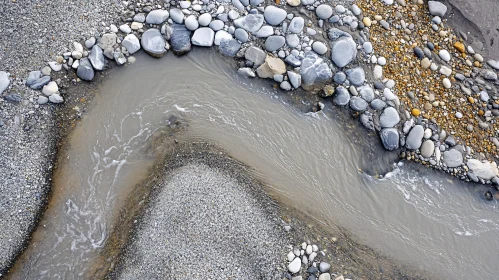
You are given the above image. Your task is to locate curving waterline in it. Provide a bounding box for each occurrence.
[8,49,499,279]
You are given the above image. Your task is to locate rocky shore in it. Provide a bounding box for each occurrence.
[1,0,499,277]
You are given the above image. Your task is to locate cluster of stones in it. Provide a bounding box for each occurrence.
[284,241,348,280]
[1,0,498,186]
[353,0,499,185]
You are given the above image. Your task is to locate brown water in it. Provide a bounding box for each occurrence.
[9,49,499,279]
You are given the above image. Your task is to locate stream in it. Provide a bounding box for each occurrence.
[8,49,499,279]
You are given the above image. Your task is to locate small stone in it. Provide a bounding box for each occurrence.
[333,86,350,105]
[238,67,255,78]
[264,6,287,26]
[349,97,368,111]
[331,37,357,67]
[77,58,95,81]
[312,42,327,55]
[234,14,264,32]
[380,128,399,150]
[42,81,58,96]
[442,78,451,89]
[421,140,435,158]
[428,1,447,17]
[288,257,301,273]
[454,42,465,53]
[185,15,199,31]
[198,13,212,26]
[265,36,286,52]
[49,94,64,104]
[289,17,304,33]
[192,27,215,47]
[439,50,450,62]
[319,262,330,273]
[443,149,463,167]
[316,5,333,19]
[411,108,421,116]
[406,125,424,150]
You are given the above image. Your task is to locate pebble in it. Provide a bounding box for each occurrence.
[265,36,285,52]
[76,58,95,81]
[235,28,249,42]
[428,1,447,17]
[316,5,333,20]
[421,140,435,158]
[363,42,373,53]
[288,257,301,273]
[406,125,424,150]
[439,50,451,62]
[185,15,199,31]
[141,28,168,57]
[331,37,357,67]
[312,42,327,55]
[380,128,400,150]
[42,81,58,96]
[48,94,64,104]
[442,78,451,89]
[319,262,330,272]
[198,13,212,26]
[289,17,304,33]
[264,6,287,26]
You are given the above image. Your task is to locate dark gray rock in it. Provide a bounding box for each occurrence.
[170,24,192,56]
[29,76,50,89]
[380,128,400,151]
[4,94,21,103]
[77,58,95,81]
[26,71,42,86]
[233,14,264,32]
[300,51,332,91]
[219,39,241,56]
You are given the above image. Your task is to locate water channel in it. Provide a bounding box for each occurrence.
[8,49,499,279]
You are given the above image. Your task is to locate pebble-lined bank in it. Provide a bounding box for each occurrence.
[1,0,498,189]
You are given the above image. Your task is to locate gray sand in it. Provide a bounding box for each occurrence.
[111,163,288,280]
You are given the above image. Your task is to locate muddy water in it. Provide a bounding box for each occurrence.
[9,49,499,279]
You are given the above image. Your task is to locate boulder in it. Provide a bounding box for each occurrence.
[192,27,215,47]
[443,149,463,168]
[170,24,192,56]
[380,128,400,151]
[331,37,357,67]
[300,51,332,92]
[89,45,105,70]
[77,58,95,81]
[141,28,167,58]
[122,34,141,54]
[233,14,264,32]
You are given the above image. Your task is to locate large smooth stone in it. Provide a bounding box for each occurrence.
[192,27,215,47]
[346,67,365,86]
[300,51,332,92]
[333,86,350,106]
[380,128,399,151]
[170,24,192,56]
[428,1,447,17]
[265,36,285,52]
[406,125,424,150]
[264,6,287,25]
[289,17,304,33]
[349,96,368,111]
[358,85,374,102]
[420,140,435,158]
[233,14,264,32]
[122,34,141,54]
[170,8,184,24]
[77,58,95,81]
[146,9,170,24]
[331,37,357,67]
[380,107,400,128]
[141,28,167,57]
[443,149,463,168]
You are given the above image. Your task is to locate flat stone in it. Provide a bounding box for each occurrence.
[235,28,249,42]
[467,159,498,180]
[300,51,333,92]
[146,9,169,24]
[349,96,368,111]
[141,28,167,57]
[289,17,304,33]
[88,45,105,70]
[370,99,386,110]
[443,149,463,167]
[245,46,267,66]
[170,8,184,24]
[170,24,192,56]
[346,67,365,86]
[406,125,424,150]
[421,140,435,158]
[265,36,285,52]
[209,20,224,31]
[287,71,302,88]
[264,6,287,25]
[77,58,95,81]
[316,5,333,20]
[192,27,215,47]
[380,128,399,150]
[122,34,141,55]
[219,39,241,56]
[380,107,400,128]
[254,26,274,38]
[428,1,447,17]
[233,14,264,32]
[286,34,300,48]
[331,37,357,67]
